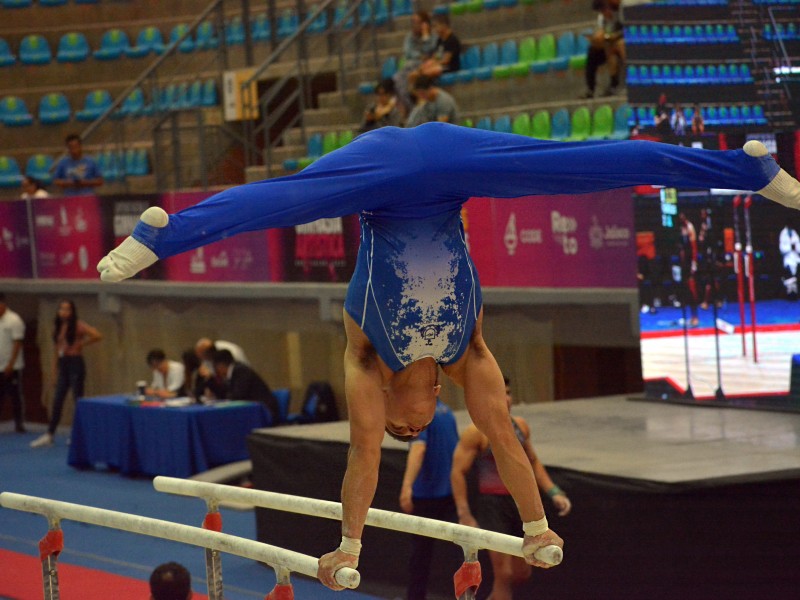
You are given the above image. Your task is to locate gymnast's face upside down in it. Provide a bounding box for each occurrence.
[383,358,441,442]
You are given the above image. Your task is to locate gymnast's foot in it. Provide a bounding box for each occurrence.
[744,141,800,210]
[97,207,168,282]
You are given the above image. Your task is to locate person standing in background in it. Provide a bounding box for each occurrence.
[451,376,571,600]
[31,300,102,448]
[53,133,103,196]
[399,394,460,600]
[0,293,26,434]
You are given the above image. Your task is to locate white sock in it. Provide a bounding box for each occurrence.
[744,141,800,210]
[97,207,168,282]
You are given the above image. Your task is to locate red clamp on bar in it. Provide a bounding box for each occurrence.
[265,584,294,600]
[38,529,64,562]
[203,512,222,532]
[453,560,482,599]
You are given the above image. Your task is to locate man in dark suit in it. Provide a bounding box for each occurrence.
[210,349,278,424]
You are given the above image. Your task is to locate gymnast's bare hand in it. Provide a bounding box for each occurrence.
[318,548,358,591]
[522,529,564,569]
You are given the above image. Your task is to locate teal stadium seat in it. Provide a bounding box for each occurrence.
[56,32,90,63]
[195,21,219,50]
[475,42,498,80]
[551,32,574,71]
[126,27,166,58]
[458,45,480,83]
[39,0,68,5]
[25,154,54,185]
[76,90,112,121]
[0,38,16,67]
[0,96,33,126]
[38,92,71,124]
[277,9,299,38]
[169,24,195,53]
[94,29,131,61]
[492,40,518,79]
[1,0,32,7]
[475,116,493,130]
[610,104,632,140]
[373,0,390,26]
[550,108,571,141]
[120,88,149,117]
[19,35,52,65]
[252,14,272,42]
[125,148,149,176]
[380,56,398,80]
[226,16,245,46]
[157,84,179,111]
[201,79,219,106]
[493,115,512,134]
[570,32,589,69]
[186,80,203,108]
[334,1,355,30]
[97,150,121,182]
[309,5,329,34]
[0,156,23,188]
[393,0,413,17]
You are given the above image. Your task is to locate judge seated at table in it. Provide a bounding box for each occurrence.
[146,348,186,399]
[206,349,277,424]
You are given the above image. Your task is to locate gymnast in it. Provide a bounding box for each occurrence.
[96,122,800,589]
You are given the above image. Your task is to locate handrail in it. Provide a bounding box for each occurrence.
[153,477,563,565]
[0,491,360,589]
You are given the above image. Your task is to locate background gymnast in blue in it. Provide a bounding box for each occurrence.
[98,122,800,589]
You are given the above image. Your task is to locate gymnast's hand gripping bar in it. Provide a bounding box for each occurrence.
[0,492,360,589]
[152,477,563,565]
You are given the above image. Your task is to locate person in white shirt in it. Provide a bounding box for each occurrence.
[779,224,800,299]
[20,176,50,200]
[145,348,185,399]
[0,293,26,432]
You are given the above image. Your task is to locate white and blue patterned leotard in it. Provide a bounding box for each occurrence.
[130,123,780,372]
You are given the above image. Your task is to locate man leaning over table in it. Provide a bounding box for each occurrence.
[146,348,185,399]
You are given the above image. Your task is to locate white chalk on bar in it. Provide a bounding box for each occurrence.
[153,477,563,565]
[0,492,359,589]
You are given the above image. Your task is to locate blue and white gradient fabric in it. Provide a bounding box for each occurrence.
[130,123,781,371]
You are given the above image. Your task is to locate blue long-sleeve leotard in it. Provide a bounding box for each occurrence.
[132,123,780,371]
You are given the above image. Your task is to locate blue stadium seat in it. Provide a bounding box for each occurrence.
[609,104,632,140]
[156,84,179,111]
[0,38,16,67]
[120,88,147,117]
[392,0,413,17]
[334,1,354,29]
[380,56,398,80]
[0,156,23,188]
[200,79,218,106]
[475,42,498,80]
[717,105,731,125]
[39,0,68,5]
[38,92,71,124]
[76,89,112,121]
[373,0,390,25]
[126,26,165,58]
[94,29,131,61]
[186,80,203,108]
[728,105,742,125]
[169,24,195,53]
[457,45,480,83]
[19,35,52,65]
[752,104,766,125]
[0,96,33,126]
[97,150,121,182]
[226,16,245,46]
[307,133,324,158]
[1,0,32,7]
[277,9,299,38]
[626,64,639,85]
[310,6,329,34]
[493,115,512,133]
[252,13,272,42]
[492,40,518,79]
[195,21,219,50]
[550,108,570,141]
[551,31,574,71]
[738,63,752,83]
[25,154,54,185]
[272,389,291,424]
[56,32,90,63]
[125,148,149,176]
[475,116,493,130]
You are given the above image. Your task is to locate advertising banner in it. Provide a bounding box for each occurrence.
[463,190,636,288]
[32,195,106,279]
[0,200,33,278]
[161,191,271,282]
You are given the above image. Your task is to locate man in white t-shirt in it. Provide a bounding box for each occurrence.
[0,293,26,432]
[779,224,800,299]
[145,348,185,399]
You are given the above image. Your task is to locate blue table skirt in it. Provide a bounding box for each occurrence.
[68,395,271,478]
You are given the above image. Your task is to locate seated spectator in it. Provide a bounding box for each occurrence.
[20,176,49,199]
[582,0,625,98]
[406,76,459,128]
[150,561,192,600]
[145,348,185,399]
[394,10,438,116]
[53,133,103,197]
[414,13,461,82]
[691,104,705,135]
[207,349,278,422]
[180,349,201,400]
[360,78,402,133]
[671,103,687,136]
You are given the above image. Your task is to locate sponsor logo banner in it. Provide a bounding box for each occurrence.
[0,200,33,278]
[463,190,635,288]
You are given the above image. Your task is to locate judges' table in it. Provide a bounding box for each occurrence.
[68,395,272,477]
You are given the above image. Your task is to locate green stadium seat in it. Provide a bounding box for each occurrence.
[530,33,555,74]
[565,106,591,141]
[512,113,531,136]
[512,37,536,76]
[588,104,614,140]
[531,109,551,139]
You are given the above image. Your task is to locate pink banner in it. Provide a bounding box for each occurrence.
[32,195,106,279]
[0,200,33,278]
[463,190,636,288]
[161,192,271,282]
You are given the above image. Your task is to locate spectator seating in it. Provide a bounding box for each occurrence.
[195,21,219,50]
[0,96,33,126]
[226,15,246,45]
[0,156,23,188]
[550,107,571,140]
[565,106,590,141]
[610,104,632,139]
[126,26,165,58]
[531,109,550,139]
[626,23,739,44]
[40,0,69,6]
[19,34,52,65]
[169,23,195,53]
[493,114,512,133]
[588,104,613,139]
[1,0,32,7]
[252,13,271,42]
[627,62,752,85]
[0,37,16,67]
[764,23,800,41]
[531,33,555,73]
[38,92,72,124]
[94,28,131,61]
[512,112,531,136]
[56,32,90,63]
[25,154,54,184]
[76,89,112,121]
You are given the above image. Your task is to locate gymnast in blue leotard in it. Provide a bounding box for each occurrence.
[98,123,800,588]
